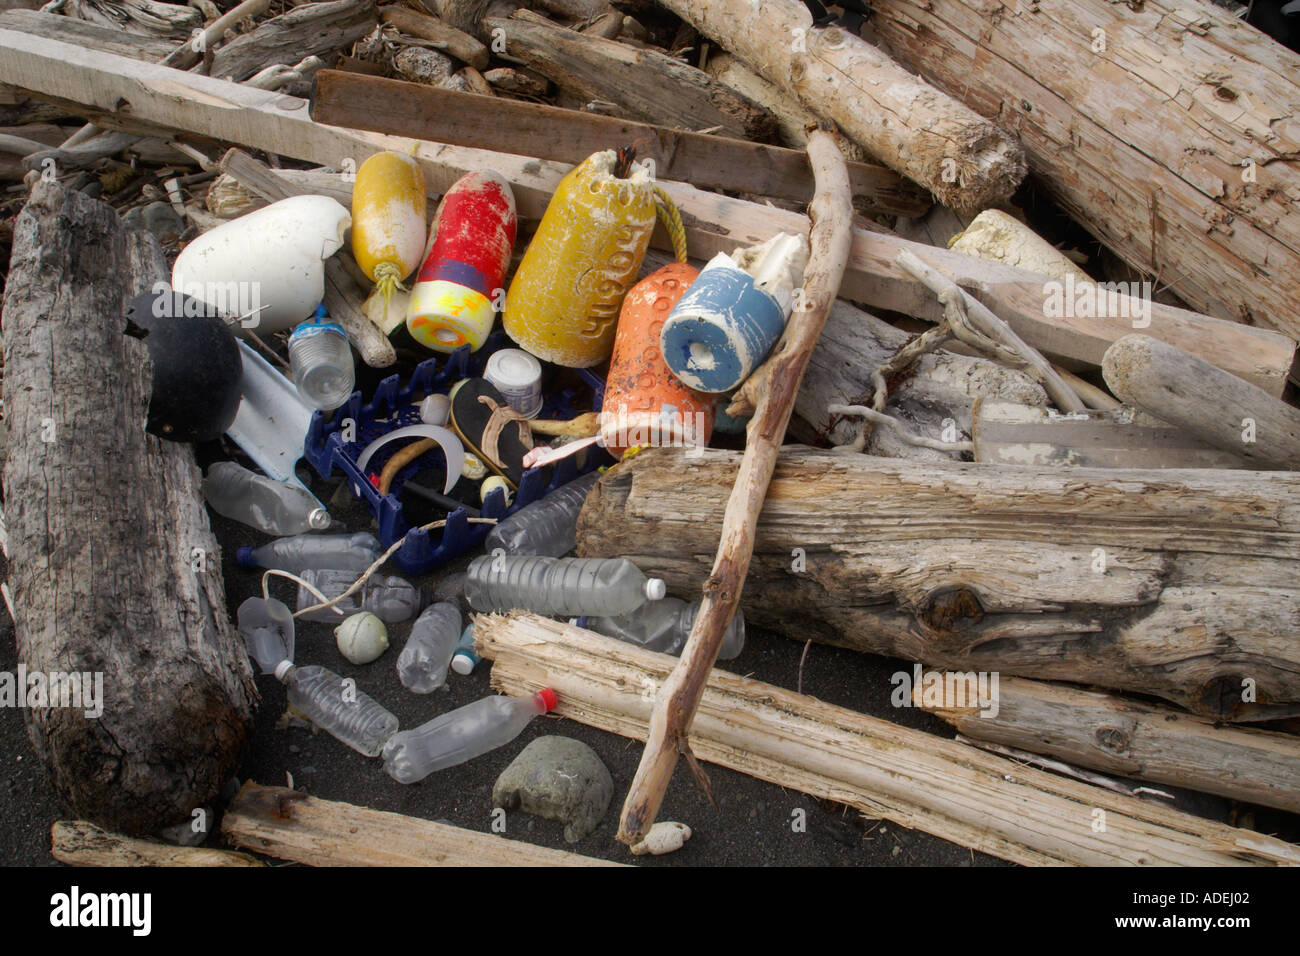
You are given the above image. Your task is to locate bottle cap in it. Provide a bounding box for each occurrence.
[236,546,257,567]
[536,688,559,713]
[645,578,667,601]
[307,507,331,531]
[274,660,294,682]
[450,651,479,675]
[484,349,544,419]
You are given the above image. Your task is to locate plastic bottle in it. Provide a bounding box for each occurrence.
[204,461,330,535]
[579,598,745,660]
[295,569,423,623]
[288,305,355,411]
[450,623,480,675]
[237,596,295,675]
[382,689,557,783]
[396,602,462,693]
[237,532,381,574]
[466,555,666,617]
[483,471,600,557]
[283,663,399,758]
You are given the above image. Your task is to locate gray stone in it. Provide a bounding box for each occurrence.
[492,736,613,844]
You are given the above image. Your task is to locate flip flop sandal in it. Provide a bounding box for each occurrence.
[448,378,535,492]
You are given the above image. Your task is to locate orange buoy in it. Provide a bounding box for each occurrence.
[600,263,714,458]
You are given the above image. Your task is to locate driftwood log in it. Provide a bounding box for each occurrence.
[0,18,1290,393]
[655,0,1026,212]
[617,126,851,847]
[210,0,377,83]
[1102,334,1300,469]
[61,0,200,40]
[486,9,777,141]
[2,181,257,834]
[868,0,1300,338]
[478,613,1300,866]
[380,4,489,69]
[576,446,1300,722]
[51,820,264,867]
[917,676,1300,815]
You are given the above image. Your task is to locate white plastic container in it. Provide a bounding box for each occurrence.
[484,349,543,418]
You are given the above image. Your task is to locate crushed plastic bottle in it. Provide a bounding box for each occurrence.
[383,689,557,783]
[295,569,423,623]
[283,663,399,757]
[396,602,461,693]
[450,623,480,676]
[466,555,666,617]
[578,598,745,660]
[483,471,600,557]
[204,461,330,535]
[237,596,295,675]
[237,532,381,574]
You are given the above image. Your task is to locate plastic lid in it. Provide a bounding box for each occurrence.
[536,688,559,713]
[236,546,257,567]
[450,652,478,676]
[645,578,667,601]
[307,507,331,531]
[274,660,294,682]
[485,349,542,393]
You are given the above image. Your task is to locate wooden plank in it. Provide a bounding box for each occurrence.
[52,820,265,867]
[916,677,1300,815]
[221,782,627,866]
[972,400,1254,470]
[477,613,1300,866]
[0,20,1289,394]
[310,69,930,215]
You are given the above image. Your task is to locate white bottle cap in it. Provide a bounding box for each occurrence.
[484,349,543,419]
[450,653,476,676]
[274,660,294,682]
[419,393,451,426]
[645,578,667,601]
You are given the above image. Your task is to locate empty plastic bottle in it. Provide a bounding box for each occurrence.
[466,555,666,617]
[283,663,399,757]
[296,569,423,623]
[237,532,381,574]
[396,602,461,693]
[578,598,745,660]
[237,596,295,675]
[383,689,557,783]
[204,461,331,535]
[450,623,480,676]
[484,471,600,557]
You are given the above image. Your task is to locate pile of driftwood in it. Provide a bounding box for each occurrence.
[1,0,1299,867]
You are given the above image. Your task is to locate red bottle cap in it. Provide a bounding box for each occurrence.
[536,688,559,713]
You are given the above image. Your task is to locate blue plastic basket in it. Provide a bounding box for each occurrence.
[304,334,607,575]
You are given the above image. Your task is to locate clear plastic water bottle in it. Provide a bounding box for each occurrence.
[382,689,557,783]
[579,598,745,660]
[237,596,295,675]
[484,471,600,556]
[288,305,355,411]
[203,461,330,535]
[466,555,666,617]
[295,569,423,623]
[450,623,480,676]
[396,602,461,693]
[283,663,399,757]
[237,532,381,574]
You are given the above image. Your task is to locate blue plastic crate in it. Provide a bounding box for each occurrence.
[304,334,607,575]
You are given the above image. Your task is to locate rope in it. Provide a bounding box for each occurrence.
[653,186,688,264]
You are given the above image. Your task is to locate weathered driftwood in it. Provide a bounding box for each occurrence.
[972,400,1253,470]
[380,4,488,69]
[51,821,264,867]
[210,0,377,83]
[576,447,1300,722]
[617,127,851,848]
[949,209,1092,284]
[419,0,485,38]
[478,613,1300,866]
[655,0,1026,212]
[3,6,173,58]
[916,676,1300,815]
[62,0,199,39]
[868,0,1300,338]
[486,9,778,141]
[309,70,930,215]
[1103,334,1300,469]
[2,20,1289,392]
[221,783,626,866]
[2,182,256,834]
